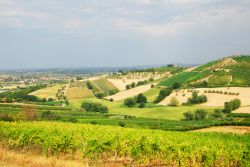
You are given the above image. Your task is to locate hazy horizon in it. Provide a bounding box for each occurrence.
[1,0,250,69]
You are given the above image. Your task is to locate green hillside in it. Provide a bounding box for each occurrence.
[159,55,250,87]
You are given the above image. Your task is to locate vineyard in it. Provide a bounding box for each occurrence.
[208,71,231,86]
[159,71,211,87]
[0,121,249,166]
[91,78,118,93]
[65,82,93,100]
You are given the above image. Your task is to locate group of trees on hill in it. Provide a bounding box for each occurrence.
[81,102,109,113]
[126,78,154,90]
[223,99,241,113]
[124,93,147,108]
[154,88,172,103]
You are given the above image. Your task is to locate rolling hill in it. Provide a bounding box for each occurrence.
[159,55,250,87]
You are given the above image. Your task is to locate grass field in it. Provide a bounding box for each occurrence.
[69,98,217,120]
[30,85,62,99]
[0,121,249,166]
[143,87,161,102]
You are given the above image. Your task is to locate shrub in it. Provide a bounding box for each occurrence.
[194,109,208,120]
[119,121,126,127]
[68,117,78,123]
[138,102,145,108]
[0,114,14,122]
[211,109,224,120]
[90,120,97,124]
[124,97,137,107]
[94,92,105,99]
[81,102,109,113]
[183,111,194,121]
[130,82,136,88]
[109,89,118,95]
[151,84,155,88]
[126,84,131,90]
[109,98,114,102]
[168,97,179,106]
[172,82,181,89]
[86,82,93,90]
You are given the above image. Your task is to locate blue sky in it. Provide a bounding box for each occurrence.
[0,0,250,69]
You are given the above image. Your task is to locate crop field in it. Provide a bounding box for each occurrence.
[30,85,62,99]
[208,72,231,86]
[159,71,211,87]
[0,121,249,166]
[65,85,93,100]
[92,78,118,92]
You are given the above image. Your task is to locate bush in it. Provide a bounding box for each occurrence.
[154,88,172,103]
[68,117,78,123]
[81,102,109,113]
[109,89,118,95]
[183,111,194,121]
[94,92,105,99]
[119,121,126,127]
[168,97,179,106]
[130,82,136,88]
[90,120,97,124]
[172,82,181,89]
[211,109,224,120]
[138,102,145,108]
[124,98,137,107]
[86,82,93,90]
[194,109,208,120]
[126,84,131,90]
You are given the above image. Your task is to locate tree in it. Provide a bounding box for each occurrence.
[188,92,207,104]
[172,82,181,89]
[95,92,105,99]
[119,121,126,127]
[168,97,179,106]
[126,84,131,90]
[130,82,136,88]
[124,97,137,107]
[194,109,207,120]
[183,111,194,121]
[136,93,147,104]
[211,109,223,119]
[86,82,93,90]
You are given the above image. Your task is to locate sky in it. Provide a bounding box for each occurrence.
[0,0,250,69]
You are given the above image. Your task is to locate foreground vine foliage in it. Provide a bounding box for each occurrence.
[0,121,249,166]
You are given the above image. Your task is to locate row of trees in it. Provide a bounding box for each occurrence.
[154,88,172,103]
[187,92,207,104]
[126,78,154,90]
[183,109,224,121]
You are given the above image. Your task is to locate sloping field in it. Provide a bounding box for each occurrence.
[143,87,161,102]
[65,86,93,100]
[105,84,152,101]
[160,87,250,107]
[159,71,211,87]
[193,126,250,134]
[92,78,118,92]
[0,121,249,166]
[30,85,61,99]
